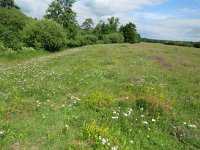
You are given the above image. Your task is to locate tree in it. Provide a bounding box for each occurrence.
[81,18,94,31]
[44,0,78,39]
[21,19,67,51]
[0,0,20,9]
[107,17,119,33]
[120,22,141,43]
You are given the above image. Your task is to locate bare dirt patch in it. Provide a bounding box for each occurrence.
[148,56,173,68]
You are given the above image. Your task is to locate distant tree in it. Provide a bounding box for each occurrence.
[81,18,94,31]
[44,0,78,39]
[93,20,111,39]
[0,0,20,9]
[120,22,140,43]
[107,17,119,32]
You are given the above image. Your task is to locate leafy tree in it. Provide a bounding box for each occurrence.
[93,20,111,39]
[21,19,67,51]
[81,18,94,31]
[44,0,78,39]
[107,17,119,32]
[0,7,29,50]
[0,0,19,9]
[0,7,29,32]
[120,22,141,43]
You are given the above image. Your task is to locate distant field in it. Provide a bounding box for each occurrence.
[0,43,199,149]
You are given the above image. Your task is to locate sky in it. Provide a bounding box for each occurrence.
[15,0,200,41]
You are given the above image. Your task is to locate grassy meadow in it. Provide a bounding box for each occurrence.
[0,43,200,149]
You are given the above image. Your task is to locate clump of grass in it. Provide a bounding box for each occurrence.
[83,92,115,111]
[135,87,175,116]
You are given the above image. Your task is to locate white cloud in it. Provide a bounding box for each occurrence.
[15,0,51,18]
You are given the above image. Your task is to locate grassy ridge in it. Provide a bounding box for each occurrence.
[0,43,199,149]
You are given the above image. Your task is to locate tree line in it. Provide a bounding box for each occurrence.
[0,0,141,53]
[0,0,199,55]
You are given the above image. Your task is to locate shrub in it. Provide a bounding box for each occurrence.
[83,34,98,45]
[194,42,200,48]
[21,19,67,51]
[66,39,81,48]
[96,40,104,44]
[103,33,124,44]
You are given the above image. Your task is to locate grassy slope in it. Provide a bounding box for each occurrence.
[0,43,199,149]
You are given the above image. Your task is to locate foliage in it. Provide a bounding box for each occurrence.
[44,0,78,39]
[120,22,141,43]
[81,18,94,31]
[21,19,67,51]
[103,33,124,44]
[194,42,200,48]
[142,38,197,48]
[0,0,19,9]
[0,7,29,32]
[107,17,120,33]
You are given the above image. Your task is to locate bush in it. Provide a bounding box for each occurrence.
[103,33,124,43]
[194,42,200,48]
[96,40,104,44]
[21,19,67,51]
[83,34,98,45]
[66,40,81,48]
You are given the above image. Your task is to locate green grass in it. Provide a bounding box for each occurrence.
[0,43,200,149]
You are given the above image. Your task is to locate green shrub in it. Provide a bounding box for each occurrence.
[66,40,81,48]
[83,34,98,45]
[0,24,23,50]
[194,42,200,48]
[104,33,124,44]
[21,19,67,51]
[96,40,104,44]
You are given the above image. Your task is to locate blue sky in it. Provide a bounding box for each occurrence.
[15,0,200,41]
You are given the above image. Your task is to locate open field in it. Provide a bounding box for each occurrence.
[0,43,200,149]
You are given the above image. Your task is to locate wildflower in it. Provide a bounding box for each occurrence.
[141,115,144,118]
[188,124,197,128]
[113,111,117,114]
[112,116,118,119]
[140,107,144,111]
[143,121,148,125]
[147,135,150,138]
[111,146,118,150]
[65,125,69,128]
[99,136,101,140]
[130,140,134,144]
[102,138,107,145]
[0,131,5,136]
[183,122,187,125]
[124,113,128,117]
[152,118,156,122]
[148,128,151,131]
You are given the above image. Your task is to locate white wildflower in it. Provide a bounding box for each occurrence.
[102,138,107,145]
[112,146,118,150]
[143,121,148,125]
[188,124,197,128]
[99,136,101,140]
[130,140,134,144]
[112,116,118,119]
[141,115,144,118]
[140,107,144,111]
[152,118,156,122]
[124,113,128,117]
[0,131,5,136]
[183,122,187,125]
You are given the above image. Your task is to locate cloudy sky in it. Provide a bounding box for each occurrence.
[15,0,200,41]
